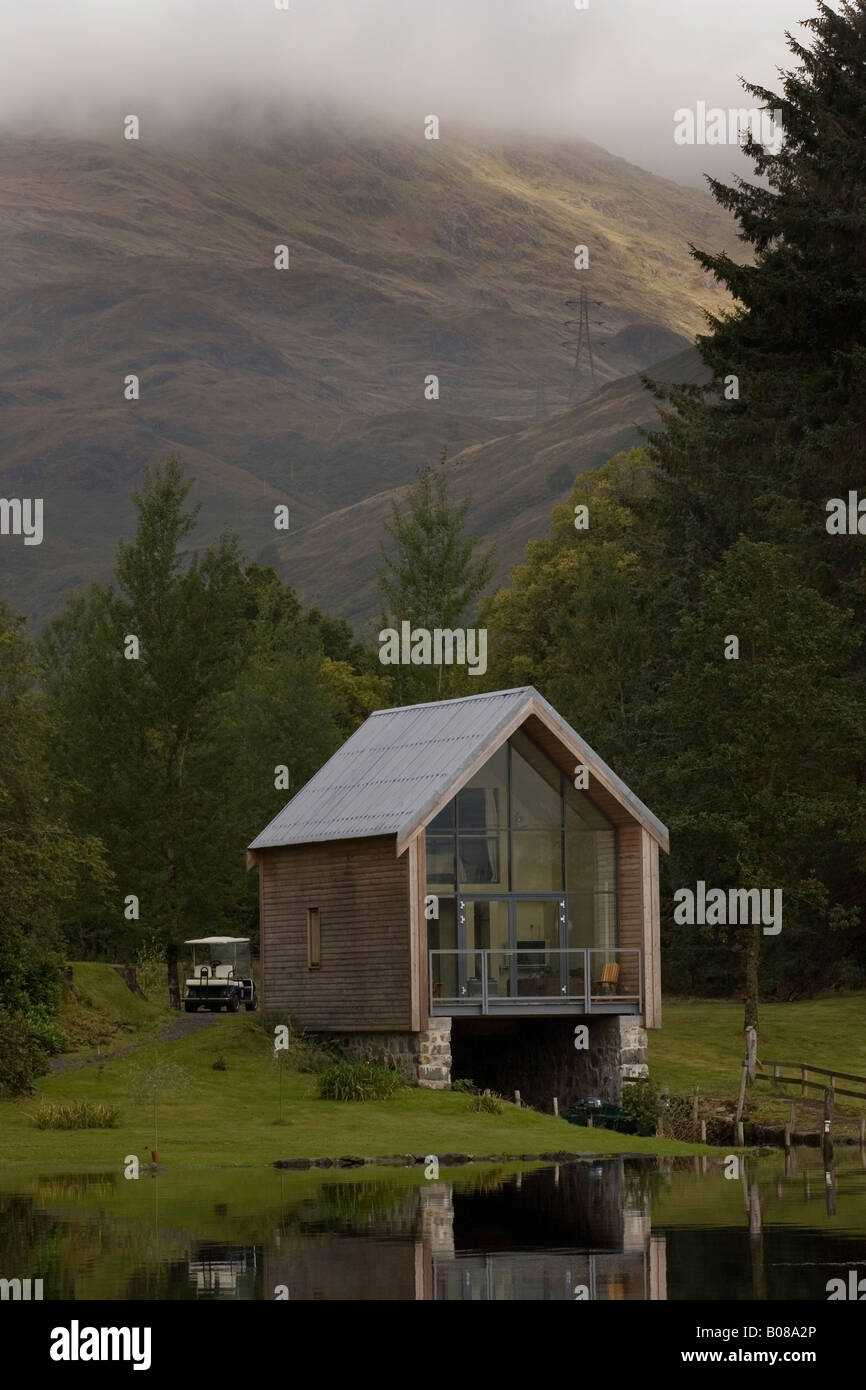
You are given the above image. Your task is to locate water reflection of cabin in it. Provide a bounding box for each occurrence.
[261,1161,668,1300]
[249,687,668,1102]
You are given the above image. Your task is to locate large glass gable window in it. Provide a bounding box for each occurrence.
[426,729,617,952]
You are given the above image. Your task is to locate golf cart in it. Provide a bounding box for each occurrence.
[183,937,257,1013]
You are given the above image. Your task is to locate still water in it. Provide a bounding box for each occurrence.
[2,1149,865,1300]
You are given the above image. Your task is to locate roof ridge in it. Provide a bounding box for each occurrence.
[369,685,535,716]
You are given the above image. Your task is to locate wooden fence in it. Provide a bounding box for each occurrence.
[734,1055,866,1146]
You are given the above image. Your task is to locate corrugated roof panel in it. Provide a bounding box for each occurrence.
[248,685,669,851]
[249,687,530,848]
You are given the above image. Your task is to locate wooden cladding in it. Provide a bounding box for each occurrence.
[260,835,412,1031]
[307,907,321,969]
[615,823,662,1028]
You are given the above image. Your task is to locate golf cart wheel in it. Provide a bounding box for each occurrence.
[227,996,240,1013]
[209,1004,222,1012]
[245,991,258,1012]
[184,1002,197,1013]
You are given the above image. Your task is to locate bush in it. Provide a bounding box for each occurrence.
[0,1010,50,1097]
[25,1002,69,1057]
[318,1059,402,1102]
[469,1089,504,1114]
[451,1077,477,1094]
[261,1014,338,1073]
[620,1078,665,1137]
[32,1101,119,1130]
[134,936,168,1003]
[293,1037,340,1074]
[212,1053,227,1071]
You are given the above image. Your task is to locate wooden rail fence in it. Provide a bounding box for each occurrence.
[735,1055,866,1146]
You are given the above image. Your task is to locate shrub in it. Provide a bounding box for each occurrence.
[451,1077,477,1094]
[0,1010,49,1098]
[212,1053,227,1071]
[318,1059,402,1102]
[261,1014,338,1073]
[469,1089,504,1114]
[620,1078,665,1137]
[32,1101,119,1130]
[25,1002,69,1057]
[293,1036,340,1074]
[134,936,168,1003]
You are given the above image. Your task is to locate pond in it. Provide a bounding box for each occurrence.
[2,1148,865,1300]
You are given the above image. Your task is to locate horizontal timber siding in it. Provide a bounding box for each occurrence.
[260,836,412,1031]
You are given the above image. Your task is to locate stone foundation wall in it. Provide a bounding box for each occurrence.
[324,1018,452,1089]
[451,1015,648,1112]
[315,1014,647,1106]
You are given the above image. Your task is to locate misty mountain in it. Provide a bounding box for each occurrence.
[0,126,739,622]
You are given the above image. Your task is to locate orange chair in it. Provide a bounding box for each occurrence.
[600,962,620,995]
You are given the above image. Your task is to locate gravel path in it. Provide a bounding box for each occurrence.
[49,1010,225,1073]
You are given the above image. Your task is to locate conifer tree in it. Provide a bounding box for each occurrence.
[645,0,866,616]
[377,454,495,702]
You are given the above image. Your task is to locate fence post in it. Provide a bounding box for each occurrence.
[735,1059,748,1140]
[745,1026,757,1084]
[553,1096,559,1117]
[692,1087,700,1142]
[801,1064,807,1097]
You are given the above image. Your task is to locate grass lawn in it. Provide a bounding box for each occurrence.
[55,961,173,1060]
[13,973,863,1172]
[649,994,866,1128]
[1,1009,713,1173]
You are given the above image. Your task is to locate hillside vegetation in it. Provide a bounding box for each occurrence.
[0,124,739,622]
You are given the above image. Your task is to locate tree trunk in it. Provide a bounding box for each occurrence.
[744,923,760,1033]
[166,940,181,1011]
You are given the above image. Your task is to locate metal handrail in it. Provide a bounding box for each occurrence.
[429,947,642,1012]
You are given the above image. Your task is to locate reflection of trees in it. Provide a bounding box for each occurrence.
[0,1194,66,1297]
[297,1182,419,1235]
[290,1170,514,1239]
[622,1159,665,1208]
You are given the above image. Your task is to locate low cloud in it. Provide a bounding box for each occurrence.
[0,0,818,182]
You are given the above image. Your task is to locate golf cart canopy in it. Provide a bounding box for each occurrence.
[184,937,250,945]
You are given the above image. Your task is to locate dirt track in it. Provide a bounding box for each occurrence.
[49,1010,226,1073]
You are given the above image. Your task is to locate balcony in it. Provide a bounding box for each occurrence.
[429,947,642,1017]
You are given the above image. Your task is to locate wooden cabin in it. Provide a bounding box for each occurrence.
[248,686,668,1105]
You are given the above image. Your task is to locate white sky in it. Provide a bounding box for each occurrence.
[0,0,824,183]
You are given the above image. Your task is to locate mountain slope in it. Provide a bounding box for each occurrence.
[273,346,708,628]
[0,124,738,620]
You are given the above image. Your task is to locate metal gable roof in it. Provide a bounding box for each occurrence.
[248,685,669,852]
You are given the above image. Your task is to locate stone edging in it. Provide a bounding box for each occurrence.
[274,1149,679,1169]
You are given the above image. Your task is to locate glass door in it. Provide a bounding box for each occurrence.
[513,898,566,997]
[459,898,510,1001]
